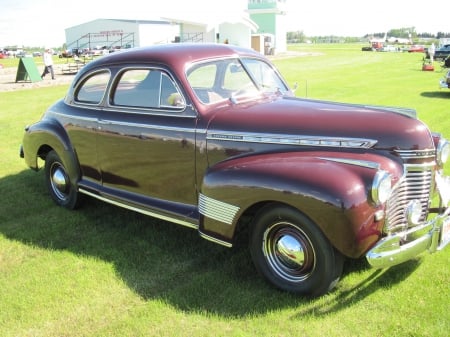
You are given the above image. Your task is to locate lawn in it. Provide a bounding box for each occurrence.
[0,44,449,337]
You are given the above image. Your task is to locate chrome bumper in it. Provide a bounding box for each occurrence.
[440,79,449,89]
[366,171,450,268]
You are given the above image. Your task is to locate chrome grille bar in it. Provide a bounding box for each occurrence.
[385,166,433,234]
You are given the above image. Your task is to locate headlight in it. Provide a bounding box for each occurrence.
[437,138,450,166]
[371,170,393,205]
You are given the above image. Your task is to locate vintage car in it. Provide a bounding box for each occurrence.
[20,43,450,296]
[440,69,450,89]
[435,44,450,61]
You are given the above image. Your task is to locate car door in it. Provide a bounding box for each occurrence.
[95,67,198,216]
[66,70,111,185]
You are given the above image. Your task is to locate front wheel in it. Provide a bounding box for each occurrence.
[249,204,343,296]
[44,150,81,209]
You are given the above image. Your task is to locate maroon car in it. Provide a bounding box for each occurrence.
[20,43,450,296]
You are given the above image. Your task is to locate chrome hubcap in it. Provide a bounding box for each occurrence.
[263,222,316,282]
[276,234,305,268]
[50,164,69,200]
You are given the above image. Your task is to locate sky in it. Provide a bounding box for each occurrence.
[0,0,448,48]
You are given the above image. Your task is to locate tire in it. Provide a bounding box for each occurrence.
[44,150,81,209]
[249,204,343,296]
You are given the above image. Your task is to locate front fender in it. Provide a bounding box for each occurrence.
[22,118,80,183]
[199,151,403,257]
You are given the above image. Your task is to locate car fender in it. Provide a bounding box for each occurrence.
[22,118,80,183]
[199,151,403,258]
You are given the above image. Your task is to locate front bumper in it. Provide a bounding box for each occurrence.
[439,79,449,89]
[366,171,450,269]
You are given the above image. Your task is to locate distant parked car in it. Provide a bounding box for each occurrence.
[20,43,450,296]
[380,45,398,52]
[408,45,425,53]
[16,51,28,58]
[59,49,73,58]
[433,44,450,60]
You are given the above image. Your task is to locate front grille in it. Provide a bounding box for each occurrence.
[384,164,434,234]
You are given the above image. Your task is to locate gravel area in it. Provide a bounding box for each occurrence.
[0,65,76,92]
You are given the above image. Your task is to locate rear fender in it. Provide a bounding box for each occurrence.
[199,151,403,257]
[22,119,80,183]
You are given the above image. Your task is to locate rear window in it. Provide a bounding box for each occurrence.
[75,71,110,104]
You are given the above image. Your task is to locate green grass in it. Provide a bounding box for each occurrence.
[0,44,449,337]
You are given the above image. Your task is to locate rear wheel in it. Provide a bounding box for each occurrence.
[249,204,343,296]
[44,150,81,209]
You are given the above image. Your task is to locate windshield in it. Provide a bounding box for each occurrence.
[187,57,289,104]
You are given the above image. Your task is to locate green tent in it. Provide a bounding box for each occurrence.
[15,57,42,82]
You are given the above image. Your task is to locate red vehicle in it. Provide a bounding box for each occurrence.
[408,45,425,53]
[20,44,450,296]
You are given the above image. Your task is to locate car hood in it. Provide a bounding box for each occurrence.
[205,96,434,151]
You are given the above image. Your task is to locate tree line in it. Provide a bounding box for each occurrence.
[287,28,450,44]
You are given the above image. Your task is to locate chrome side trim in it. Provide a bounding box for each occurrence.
[199,231,233,248]
[199,194,240,225]
[318,157,380,169]
[364,105,417,119]
[52,112,97,123]
[207,130,377,149]
[79,188,198,230]
[101,107,197,118]
[96,121,198,134]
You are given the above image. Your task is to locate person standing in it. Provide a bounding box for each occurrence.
[41,48,55,80]
[428,43,436,64]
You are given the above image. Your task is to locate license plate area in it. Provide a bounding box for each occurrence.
[439,216,450,250]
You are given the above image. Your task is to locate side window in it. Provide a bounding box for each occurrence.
[76,71,110,104]
[112,69,184,109]
[242,59,288,94]
[160,73,185,108]
[223,62,255,91]
[188,63,220,104]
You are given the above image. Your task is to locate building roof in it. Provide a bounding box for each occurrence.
[67,18,171,30]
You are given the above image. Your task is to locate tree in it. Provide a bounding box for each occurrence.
[287,30,306,43]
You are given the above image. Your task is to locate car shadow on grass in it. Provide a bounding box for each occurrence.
[0,169,422,317]
[420,91,450,99]
[289,259,421,319]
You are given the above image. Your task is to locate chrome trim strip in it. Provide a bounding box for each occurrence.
[395,149,436,160]
[79,188,198,230]
[52,112,97,123]
[404,162,436,171]
[318,157,380,169]
[207,130,377,149]
[199,194,240,225]
[364,105,417,118]
[96,121,198,134]
[199,231,233,248]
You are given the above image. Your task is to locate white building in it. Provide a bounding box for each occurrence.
[164,13,258,48]
[65,15,258,52]
[65,19,178,51]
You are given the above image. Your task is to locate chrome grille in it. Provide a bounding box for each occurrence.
[385,165,433,234]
